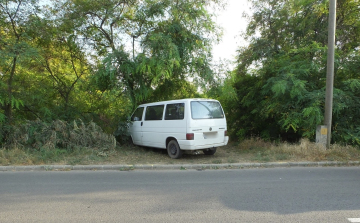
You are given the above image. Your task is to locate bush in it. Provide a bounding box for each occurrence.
[113,120,132,145]
[4,119,116,151]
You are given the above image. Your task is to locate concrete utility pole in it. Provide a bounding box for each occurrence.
[324,0,337,149]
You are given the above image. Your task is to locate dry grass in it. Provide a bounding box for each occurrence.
[234,138,360,162]
[1,138,359,166]
[5,119,116,151]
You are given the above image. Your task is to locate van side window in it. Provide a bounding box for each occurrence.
[165,103,185,120]
[131,107,144,121]
[145,105,164,121]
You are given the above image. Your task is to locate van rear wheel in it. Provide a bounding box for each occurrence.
[167,140,183,159]
[203,148,217,155]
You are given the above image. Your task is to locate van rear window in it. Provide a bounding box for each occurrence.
[191,101,224,119]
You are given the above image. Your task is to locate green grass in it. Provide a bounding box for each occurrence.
[211,159,222,164]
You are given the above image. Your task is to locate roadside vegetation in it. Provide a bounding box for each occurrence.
[1,129,359,166]
[1,0,360,165]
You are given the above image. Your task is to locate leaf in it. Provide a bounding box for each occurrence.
[271,80,288,97]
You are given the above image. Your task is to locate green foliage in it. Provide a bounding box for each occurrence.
[0,95,23,123]
[0,0,41,125]
[113,120,132,145]
[59,0,221,107]
[5,119,116,151]
[225,0,360,146]
[0,0,223,148]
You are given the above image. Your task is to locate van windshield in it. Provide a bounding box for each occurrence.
[191,101,224,119]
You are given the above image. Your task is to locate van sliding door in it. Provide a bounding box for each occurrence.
[142,105,165,148]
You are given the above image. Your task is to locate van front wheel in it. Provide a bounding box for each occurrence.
[203,148,217,155]
[167,140,183,159]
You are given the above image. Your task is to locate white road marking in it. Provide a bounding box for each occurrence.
[348,218,360,223]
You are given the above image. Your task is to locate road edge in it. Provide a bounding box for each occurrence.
[0,161,359,171]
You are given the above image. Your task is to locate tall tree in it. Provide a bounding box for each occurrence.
[0,0,40,124]
[34,18,91,120]
[231,0,360,144]
[56,0,222,108]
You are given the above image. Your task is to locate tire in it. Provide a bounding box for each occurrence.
[167,140,183,159]
[203,148,217,155]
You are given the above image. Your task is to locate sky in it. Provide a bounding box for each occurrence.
[212,0,251,63]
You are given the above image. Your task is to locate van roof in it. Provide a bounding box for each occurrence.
[138,98,219,107]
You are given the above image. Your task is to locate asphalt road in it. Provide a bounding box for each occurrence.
[0,167,359,222]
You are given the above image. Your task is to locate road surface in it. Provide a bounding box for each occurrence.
[0,167,359,222]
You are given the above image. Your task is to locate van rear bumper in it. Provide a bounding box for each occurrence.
[178,136,229,150]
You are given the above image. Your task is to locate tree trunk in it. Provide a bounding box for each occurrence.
[4,56,17,125]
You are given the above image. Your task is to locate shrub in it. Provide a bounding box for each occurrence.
[4,119,116,151]
[113,120,132,145]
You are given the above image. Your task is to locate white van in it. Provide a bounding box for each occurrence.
[128,98,229,158]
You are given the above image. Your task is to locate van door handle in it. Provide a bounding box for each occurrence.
[141,122,143,126]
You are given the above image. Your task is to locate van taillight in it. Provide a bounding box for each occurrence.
[186,133,194,140]
[224,130,228,136]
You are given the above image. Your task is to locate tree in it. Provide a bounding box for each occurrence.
[57,0,222,108]
[230,0,360,144]
[33,18,91,120]
[0,0,41,124]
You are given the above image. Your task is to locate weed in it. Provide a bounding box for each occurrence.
[227,159,237,163]
[5,119,116,152]
[275,153,289,161]
[45,166,53,171]
[120,166,135,171]
[212,159,222,164]
[252,151,271,162]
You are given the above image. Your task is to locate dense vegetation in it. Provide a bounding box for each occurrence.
[217,0,360,146]
[0,0,222,148]
[1,0,360,151]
